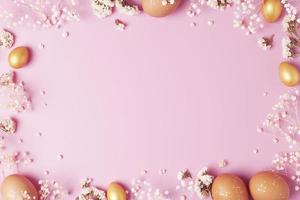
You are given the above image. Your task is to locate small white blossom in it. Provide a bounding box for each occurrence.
[258,36,273,51]
[0,30,14,48]
[194,167,214,199]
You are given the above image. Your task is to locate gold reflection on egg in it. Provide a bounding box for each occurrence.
[249,171,289,200]
[1,174,38,200]
[279,61,300,87]
[107,182,126,200]
[142,0,181,17]
[212,174,249,200]
[8,46,30,69]
[262,0,283,22]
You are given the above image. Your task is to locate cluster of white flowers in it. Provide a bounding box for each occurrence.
[92,0,140,18]
[130,178,170,200]
[0,29,14,48]
[260,89,300,149]
[76,178,106,200]
[0,118,16,134]
[91,0,115,18]
[0,0,79,29]
[115,0,140,16]
[114,19,126,31]
[273,151,300,191]
[38,179,69,200]
[258,36,273,51]
[281,36,299,59]
[0,72,31,113]
[193,168,214,199]
[177,169,192,180]
[281,0,300,59]
[282,15,299,33]
[233,0,264,35]
[199,0,233,10]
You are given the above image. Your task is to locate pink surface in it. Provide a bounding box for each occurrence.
[0,1,299,199]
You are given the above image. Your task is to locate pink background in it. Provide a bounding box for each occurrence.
[0,1,299,199]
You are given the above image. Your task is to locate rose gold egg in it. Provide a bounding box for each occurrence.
[142,0,181,17]
[8,46,30,69]
[262,0,283,22]
[107,182,126,200]
[249,171,289,200]
[212,174,249,200]
[279,61,300,87]
[1,174,38,200]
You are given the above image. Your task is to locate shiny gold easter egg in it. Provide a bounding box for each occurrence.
[107,182,126,200]
[8,46,30,69]
[249,171,289,200]
[1,174,38,200]
[279,61,300,87]
[142,0,181,17]
[212,174,249,200]
[262,0,283,22]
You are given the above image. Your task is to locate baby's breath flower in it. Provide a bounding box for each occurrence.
[0,30,14,48]
[258,35,273,51]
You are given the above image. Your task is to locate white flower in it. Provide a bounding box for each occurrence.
[282,36,294,59]
[205,0,232,10]
[91,0,114,18]
[0,118,16,134]
[258,37,272,50]
[0,30,14,49]
[115,0,140,16]
[194,167,214,199]
[114,19,126,31]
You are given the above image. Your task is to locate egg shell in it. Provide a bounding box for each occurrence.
[107,182,126,200]
[279,61,300,87]
[142,0,181,17]
[8,46,30,69]
[249,171,289,200]
[212,174,249,200]
[1,174,38,200]
[262,0,283,22]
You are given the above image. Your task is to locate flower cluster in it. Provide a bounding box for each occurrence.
[130,177,170,200]
[76,178,106,200]
[204,0,233,10]
[38,179,69,200]
[273,151,300,191]
[0,29,14,49]
[193,168,214,199]
[281,0,300,59]
[91,0,140,19]
[0,72,31,113]
[0,118,17,134]
[232,0,264,35]
[282,36,300,59]
[0,0,79,29]
[175,168,214,199]
[115,19,126,31]
[260,89,300,149]
[0,150,34,178]
[258,36,273,51]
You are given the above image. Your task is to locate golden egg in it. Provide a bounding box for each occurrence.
[262,0,283,22]
[249,171,289,200]
[212,174,249,200]
[142,0,181,17]
[279,61,300,87]
[1,174,38,200]
[8,46,30,69]
[107,182,126,200]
